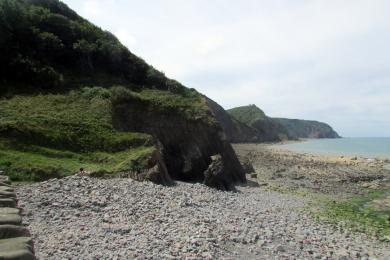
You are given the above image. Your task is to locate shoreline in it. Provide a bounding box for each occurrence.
[233,143,390,195]
[13,143,390,258]
[272,138,390,161]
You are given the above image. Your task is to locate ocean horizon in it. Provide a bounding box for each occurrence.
[278,137,390,159]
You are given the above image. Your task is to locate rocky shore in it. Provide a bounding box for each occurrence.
[17,173,389,259]
[234,143,390,196]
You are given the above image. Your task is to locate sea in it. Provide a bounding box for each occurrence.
[278,137,390,159]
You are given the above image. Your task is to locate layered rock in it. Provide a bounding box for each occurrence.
[112,97,246,189]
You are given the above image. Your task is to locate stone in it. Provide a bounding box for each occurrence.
[0,225,30,239]
[0,191,16,198]
[0,213,22,225]
[241,160,255,174]
[0,198,16,208]
[0,208,20,215]
[203,155,234,191]
[0,186,14,193]
[0,237,35,260]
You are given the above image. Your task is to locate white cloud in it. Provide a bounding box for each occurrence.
[115,29,137,49]
[82,0,101,17]
[62,0,390,136]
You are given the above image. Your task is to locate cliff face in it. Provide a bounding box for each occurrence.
[206,98,261,143]
[273,118,341,138]
[227,105,292,142]
[222,105,339,143]
[0,0,246,190]
[112,93,246,190]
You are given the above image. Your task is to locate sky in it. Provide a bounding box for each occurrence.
[62,0,390,137]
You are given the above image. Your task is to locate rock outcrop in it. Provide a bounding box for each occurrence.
[112,96,246,190]
[273,118,341,138]
[0,0,246,190]
[206,98,261,143]
[0,173,35,260]
[225,105,340,142]
[226,105,292,142]
[126,149,173,186]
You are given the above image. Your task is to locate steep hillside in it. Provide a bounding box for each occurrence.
[273,118,341,138]
[206,98,261,143]
[226,105,340,142]
[0,0,245,189]
[228,105,292,142]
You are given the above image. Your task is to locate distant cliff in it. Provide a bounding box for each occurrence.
[215,104,340,143]
[206,99,261,143]
[273,118,341,139]
[227,105,292,142]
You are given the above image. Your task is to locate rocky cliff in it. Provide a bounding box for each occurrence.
[206,98,261,143]
[273,118,341,138]
[227,105,293,142]
[112,90,246,190]
[221,104,339,142]
[0,0,245,190]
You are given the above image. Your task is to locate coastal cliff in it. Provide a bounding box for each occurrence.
[0,0,245,189]
[273,118,341,138]
[217,104,340,142]
[227,105,293,142]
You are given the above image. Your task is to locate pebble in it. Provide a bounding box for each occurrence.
[16,176,390,259]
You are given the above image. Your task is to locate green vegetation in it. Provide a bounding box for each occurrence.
[0,141,155,181]
[0,0,192,96]
[273,118,340,138]
[0,0,216,182]
[315,190,390,241]
[0,85,215,181]
[228,104,292,141]
[110,87,215,124]
[0,87,157,181]
[228,104,340,140]
[228,105,267,125]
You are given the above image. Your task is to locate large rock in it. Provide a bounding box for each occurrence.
[127,149,173,186]
[203,155,236,191]
[112,97,246,190]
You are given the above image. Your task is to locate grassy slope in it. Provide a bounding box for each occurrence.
[0,87,152,181]
[0,0,217,181]
[0,86,214,181]
[228,105,267,125]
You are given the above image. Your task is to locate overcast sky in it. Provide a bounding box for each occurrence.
[63,0,390,137]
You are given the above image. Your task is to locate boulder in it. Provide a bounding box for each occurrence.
[203,155,235,191]
[241,160,255,174]
[128,149,173,186]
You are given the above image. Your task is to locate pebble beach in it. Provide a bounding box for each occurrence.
[17,174,389,259]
